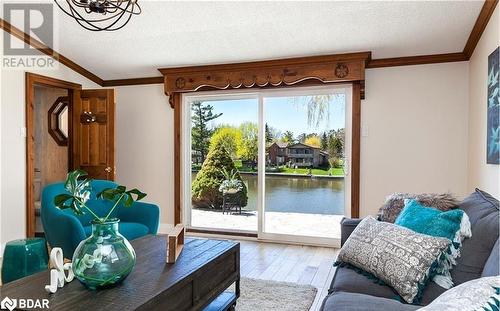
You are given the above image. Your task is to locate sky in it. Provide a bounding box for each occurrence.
[199,95,346,137]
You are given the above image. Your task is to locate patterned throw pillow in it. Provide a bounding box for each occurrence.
[395,199,472,289]
[378,193,459,223]
[418,276,500,311]
[335,216,451,304]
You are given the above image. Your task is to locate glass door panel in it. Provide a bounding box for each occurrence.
[188,96,259,233]
[262,91,346,239]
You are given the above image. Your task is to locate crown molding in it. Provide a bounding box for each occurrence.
[102,77,164,87]
[0,18,104,86]
[367,52,468,69]
[1,0,498,86]
[463,0,499,59]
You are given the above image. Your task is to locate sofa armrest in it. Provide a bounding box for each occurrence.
[340,217,362,247]
[117,201,160,234]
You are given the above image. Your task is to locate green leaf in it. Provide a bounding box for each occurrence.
[54,194,73,208]
[116,185,126,193]
[97,188,120,201]
[64,169,88,193]
[126,188,147,201]
[123,194,134,207]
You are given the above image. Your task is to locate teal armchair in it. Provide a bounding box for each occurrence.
[41,180,159,258]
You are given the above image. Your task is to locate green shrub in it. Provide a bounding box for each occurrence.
[191,140,248,209]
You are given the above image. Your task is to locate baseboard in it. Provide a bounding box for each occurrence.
[158,223,174,234]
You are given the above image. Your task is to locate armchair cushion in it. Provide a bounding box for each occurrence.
[83,222,149,241]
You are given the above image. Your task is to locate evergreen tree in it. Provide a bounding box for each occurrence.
[191,101,222,164]
[321,132,328,151]
[282,131,294,143]
[192,140,248,209]
[265,123,273,144]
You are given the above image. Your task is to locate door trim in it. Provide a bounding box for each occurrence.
[25,72,82,238]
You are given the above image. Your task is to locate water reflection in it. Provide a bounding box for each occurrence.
[192,173,345,215]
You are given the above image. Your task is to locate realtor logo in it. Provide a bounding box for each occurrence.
[2,2,57,69]
[3,2,53,55]
[0,296,49,310]
[0,297,16,311]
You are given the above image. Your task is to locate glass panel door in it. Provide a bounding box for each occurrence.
[260,87,348,242]
[187,95,259,233]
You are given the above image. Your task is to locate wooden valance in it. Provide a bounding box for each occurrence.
[159,52,371,108]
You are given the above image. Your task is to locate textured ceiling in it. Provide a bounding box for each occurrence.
[24,1,487,79]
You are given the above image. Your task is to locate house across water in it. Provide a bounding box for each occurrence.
[267,142,329,167]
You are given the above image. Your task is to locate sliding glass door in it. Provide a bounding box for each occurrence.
[259,88,350,245]
[183,85,351,245]
[186,94,259,233]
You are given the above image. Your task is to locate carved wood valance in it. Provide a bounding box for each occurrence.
[159,52,370,108]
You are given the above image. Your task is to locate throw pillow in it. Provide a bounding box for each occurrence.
[418,276,500,311]
[335,216,451,304]
[378,193,459,223]
[395,199,472,289]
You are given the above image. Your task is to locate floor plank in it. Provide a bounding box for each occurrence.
[224,239,338,311]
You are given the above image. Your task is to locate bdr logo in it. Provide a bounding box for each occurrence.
[1,296,50,310]
[0,297,16,311]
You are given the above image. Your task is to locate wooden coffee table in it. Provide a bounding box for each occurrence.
[0,236,240,311]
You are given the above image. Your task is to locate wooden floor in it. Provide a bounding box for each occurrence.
[237,239,339,311]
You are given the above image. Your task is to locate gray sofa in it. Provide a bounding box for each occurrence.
[321,189,500,311]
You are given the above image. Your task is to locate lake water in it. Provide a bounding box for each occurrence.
[193,173,345,215]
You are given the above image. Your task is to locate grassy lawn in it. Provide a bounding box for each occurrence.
[195,160,344,176]
[280,167,343,176]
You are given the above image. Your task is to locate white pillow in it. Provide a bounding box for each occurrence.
[418,276,500,311]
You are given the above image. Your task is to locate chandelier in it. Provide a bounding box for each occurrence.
[54,0,141,31]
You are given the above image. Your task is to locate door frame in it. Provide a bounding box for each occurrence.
[25,72,82,237]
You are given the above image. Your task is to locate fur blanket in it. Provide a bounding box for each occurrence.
[378,193,459,223]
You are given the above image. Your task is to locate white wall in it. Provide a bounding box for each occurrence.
[114,84,174,229]
[467,6,500,198]
[0,54,100,254]
[360,62,470,216]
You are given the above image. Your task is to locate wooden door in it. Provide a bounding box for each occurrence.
[72,89,115,180]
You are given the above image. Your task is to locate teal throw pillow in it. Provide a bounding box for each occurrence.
[395,199,472,289]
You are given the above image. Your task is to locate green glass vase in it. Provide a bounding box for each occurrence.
[72,219,136,290]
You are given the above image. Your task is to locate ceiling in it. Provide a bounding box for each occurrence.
[21,1,487,79]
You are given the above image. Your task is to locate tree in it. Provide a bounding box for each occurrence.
[265,123,273,144]
[191,101,222,164]
[320,132,328,151]
[281,131,294,143]
[297,133,307,143]
[239,122,258,163]
[191,141,248,209]
[210,127,242,159]
[328,135,343,158]
[304,135,321,148]
[306,95,332,128]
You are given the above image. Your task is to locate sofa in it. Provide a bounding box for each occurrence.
[41,180,160,258]
[321,188,500,311]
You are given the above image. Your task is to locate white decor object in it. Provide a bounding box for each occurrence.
[45,248,74,294]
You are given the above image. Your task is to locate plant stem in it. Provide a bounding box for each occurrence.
[74,197,102,221]
[102,193,125,223]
